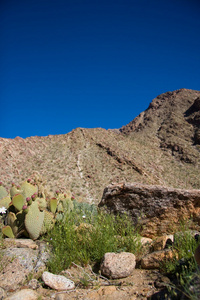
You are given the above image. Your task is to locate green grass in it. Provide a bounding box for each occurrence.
[160,227,200,299]
[45,207,142,274]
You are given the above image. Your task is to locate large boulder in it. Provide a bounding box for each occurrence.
[98,183,200,237]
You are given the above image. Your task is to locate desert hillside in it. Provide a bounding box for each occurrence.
[1,88,200,204]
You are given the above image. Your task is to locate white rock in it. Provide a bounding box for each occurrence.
[4,289,39,300]
[42,271,75,291]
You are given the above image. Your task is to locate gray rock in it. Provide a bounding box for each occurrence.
[3,248,38,273]
[42,271,75,291]
[100,252,136,279]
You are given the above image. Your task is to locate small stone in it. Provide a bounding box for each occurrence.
[4,289,39,300]
[42,271,75,291]
[141,249,174,269]
[100,252,136,279]
[140,237,153,246]
[28,279,40,290]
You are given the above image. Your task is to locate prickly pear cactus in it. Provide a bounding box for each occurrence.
[40,210,55,235]
[5,212,19,238]
[1,176,75,240]
[21,181,38,200]
[2,226,15,238]
[25,201,44,240]
[62,197,74,213]
[10,184,22,198]
[49,198,57,213]
[12,194,25,211]
[0,195,11,209]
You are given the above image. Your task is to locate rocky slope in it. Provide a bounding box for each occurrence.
[1,88,200,204]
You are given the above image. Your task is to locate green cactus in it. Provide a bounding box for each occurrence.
[50,198,57,213]
[40,210,55,235]
[2,225,15,238]
[36,197,47,211]
[6,212,18,237]
[1,177,75,240]
[12,194,25,211]
[10,184,22,198]
[0,195,11,209]
[62,197,74,213]
[57,202,64,212]
[25,201,44,240]
[20,181,38,199]
[0,183,8,200]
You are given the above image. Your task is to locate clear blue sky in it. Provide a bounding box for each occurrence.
[1,0,200,139]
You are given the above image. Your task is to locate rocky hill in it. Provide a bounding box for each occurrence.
[1,88,200,204]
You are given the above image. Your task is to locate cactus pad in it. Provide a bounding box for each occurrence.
[20,181,38,200]
[36,197,47,211]
[25,201,44,240]
[40,211,55,234]
[7,212,18,236]
[0,195,11,209]
[50,198,57,213]
[2,225,15,238]
[12,194,25,211]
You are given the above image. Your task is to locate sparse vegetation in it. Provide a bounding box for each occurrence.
[45,206,142,274]
[160,224,200,299]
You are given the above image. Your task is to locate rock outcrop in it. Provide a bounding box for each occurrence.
[99,182,200,237]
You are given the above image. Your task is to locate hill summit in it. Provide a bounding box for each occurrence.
[1,88,200,204]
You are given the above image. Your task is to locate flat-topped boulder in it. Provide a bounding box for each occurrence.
[98,183,200,237]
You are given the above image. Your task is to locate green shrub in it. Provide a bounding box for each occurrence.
[46,208,142,274]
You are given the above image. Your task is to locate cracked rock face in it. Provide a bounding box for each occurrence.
[99,182,200,238]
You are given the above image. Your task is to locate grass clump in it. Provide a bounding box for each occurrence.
[161,227,200,299]
[45,206,142,274]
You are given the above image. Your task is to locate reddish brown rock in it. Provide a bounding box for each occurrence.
[141,249,174,269]
[98,182,200,238]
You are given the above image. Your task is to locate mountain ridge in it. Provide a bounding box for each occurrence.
[1,88,200,204]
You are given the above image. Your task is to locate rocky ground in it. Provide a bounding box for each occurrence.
[0,236,177,300]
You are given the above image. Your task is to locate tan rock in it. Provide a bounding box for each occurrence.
[0,258,30,290]
[87,286,117,299]
[4,238,38,250]
[42,271,75,291]
[153,235,174,251]
[141,249,174,269]
[100,252,136,279]
[140,237,153,246]
[4,289,39,300]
